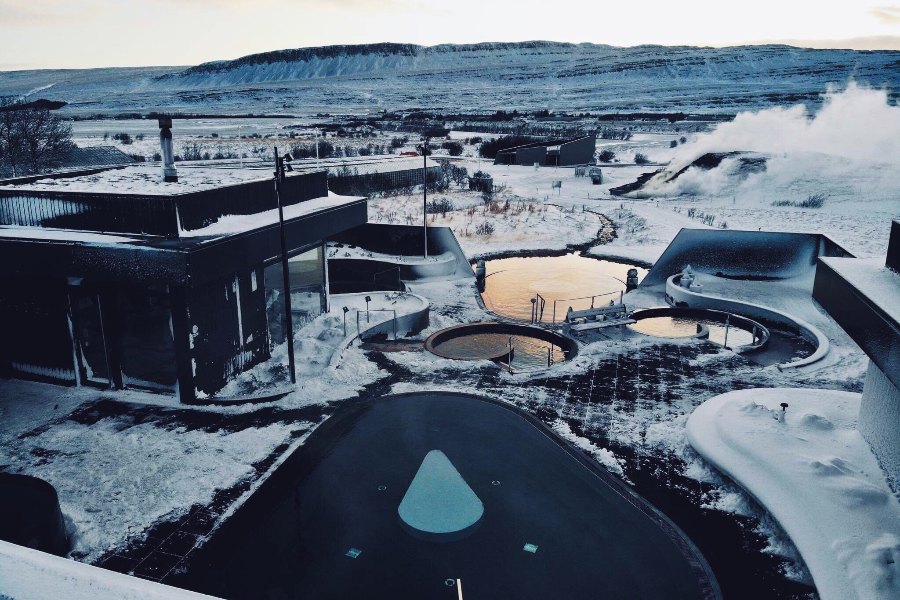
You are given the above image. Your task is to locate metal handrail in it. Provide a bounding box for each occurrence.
[552,289,624,324]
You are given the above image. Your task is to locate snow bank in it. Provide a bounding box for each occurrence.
[2,418,296,562]
[0,540,221,600]
[687,388,900,600]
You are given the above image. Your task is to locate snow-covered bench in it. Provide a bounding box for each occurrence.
[562,304,634,333]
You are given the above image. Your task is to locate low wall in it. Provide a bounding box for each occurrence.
[329,224,473,286]
[641,229,852,288]
[665,275,829,370]
[859,361,900,492]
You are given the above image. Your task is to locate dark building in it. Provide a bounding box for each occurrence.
[494,135,596,167]
[813,220,900,491]
[0,165,365,403]
[288,156,442,196]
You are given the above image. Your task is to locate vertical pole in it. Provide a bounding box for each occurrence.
[723,314,730,350]
[423,136,428,259]
[620,290,623,305]
[274,147,296,384]
[547,346,552,367]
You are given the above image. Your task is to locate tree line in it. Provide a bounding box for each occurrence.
[0,98,73,177]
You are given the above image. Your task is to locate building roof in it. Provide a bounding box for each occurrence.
[0,164,274,196]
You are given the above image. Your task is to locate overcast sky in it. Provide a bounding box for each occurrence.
[1,0,898,70]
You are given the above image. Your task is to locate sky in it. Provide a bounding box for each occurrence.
[0,0,898,70]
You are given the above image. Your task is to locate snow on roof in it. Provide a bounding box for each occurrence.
[0,165,274,195]
[0,226,137,244]
[179,193,363,238]
[821,256,900,325]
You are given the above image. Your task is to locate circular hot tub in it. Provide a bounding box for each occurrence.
[628,307,769,352]
[425,322,578,370]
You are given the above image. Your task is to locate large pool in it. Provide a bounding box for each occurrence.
[176,393,714,599]
[477,253,648,322]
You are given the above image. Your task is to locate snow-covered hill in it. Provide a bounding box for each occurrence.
[0,42,897,116]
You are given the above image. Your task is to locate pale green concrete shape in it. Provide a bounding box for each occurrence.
[398,450,484,537]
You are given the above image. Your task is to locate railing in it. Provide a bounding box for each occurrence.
[499,335,557,374]
[551,289,624,324]
[531,293,546,324]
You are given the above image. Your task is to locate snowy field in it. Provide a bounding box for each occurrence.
[1,83,898,598]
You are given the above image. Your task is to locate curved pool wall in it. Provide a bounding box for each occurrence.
[425,322,579,362]
[640,229,852,288]
[174,392,720,600]
[328,223,473,292]
[332,292,430,343]
[630,307,769,353]
[665,275,829,369]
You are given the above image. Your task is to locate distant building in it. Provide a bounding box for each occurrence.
[494,135,596,167]
[0,165,365,402]
[813,220,900,491]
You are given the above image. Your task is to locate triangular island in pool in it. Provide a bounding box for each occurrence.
[171,392,719,599]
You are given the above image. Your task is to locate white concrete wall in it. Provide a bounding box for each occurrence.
[860,360,900,493]
[665,275,829,369]
[0,540,222,600]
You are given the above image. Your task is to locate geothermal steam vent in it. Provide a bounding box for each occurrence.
[398,450,484,540]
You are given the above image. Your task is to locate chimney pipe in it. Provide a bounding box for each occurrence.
[158,117,178,183]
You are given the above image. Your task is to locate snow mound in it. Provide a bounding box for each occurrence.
[687,388,900,600]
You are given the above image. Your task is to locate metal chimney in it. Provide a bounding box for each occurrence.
[158,117,178,183]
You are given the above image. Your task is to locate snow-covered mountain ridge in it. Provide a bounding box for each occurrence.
[1,42,897,116]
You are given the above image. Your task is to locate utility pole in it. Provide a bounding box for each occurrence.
[273,147,296,384]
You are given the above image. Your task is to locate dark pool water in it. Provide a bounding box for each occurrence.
[478,253,648,322]
[433,332,567,370]
[178,393,711,600]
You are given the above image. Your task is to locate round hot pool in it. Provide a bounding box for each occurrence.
[476,253,648,322]
[628,308,769,351]
[425,323,577,371]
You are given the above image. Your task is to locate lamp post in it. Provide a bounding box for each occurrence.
[342,306,349,337]
[365,295,371,323]
[421,135,430,259]
[274,147,296,384]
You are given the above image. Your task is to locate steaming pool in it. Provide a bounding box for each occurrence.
[425,323,576,371]
[476,253,648,322]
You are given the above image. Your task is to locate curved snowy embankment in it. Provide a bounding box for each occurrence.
[0,540,222,600]
[687,388,900,600]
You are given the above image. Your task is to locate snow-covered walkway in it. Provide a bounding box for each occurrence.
[687,388,900,600]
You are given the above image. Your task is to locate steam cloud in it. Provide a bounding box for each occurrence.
[640,82,900,200]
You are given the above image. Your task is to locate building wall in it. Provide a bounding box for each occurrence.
[559,136,597,166]
[0,279,76,385]
[860,360,900,492]
[515,146,547,166]
[182,267,272,400]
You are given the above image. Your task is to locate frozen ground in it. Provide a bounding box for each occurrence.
[688,389,900,600]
